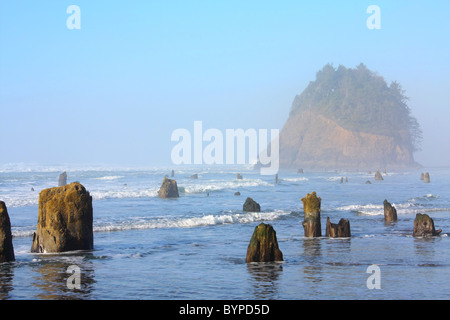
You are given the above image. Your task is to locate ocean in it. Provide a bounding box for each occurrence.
[1,164,450,300]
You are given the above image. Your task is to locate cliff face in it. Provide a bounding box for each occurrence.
[278,64,420,170]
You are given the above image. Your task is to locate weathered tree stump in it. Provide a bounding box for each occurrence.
[374,170,383,181]
[246,223,283,263]
[243,197,261,212]
[301,191,322,237]
[325,217,351,238]
[413,213,442,237]
[158,177,179,198]
[31,182,93,253]
[0,201,15,262]
[58,171,67,187]
[383,200,398,222]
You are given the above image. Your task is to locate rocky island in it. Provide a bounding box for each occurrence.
[278,64,422,170]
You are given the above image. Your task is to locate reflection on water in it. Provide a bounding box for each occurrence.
[302,238,323,284]
[30,253,96,300]
[0,263,14,299]
[246,262,283,299]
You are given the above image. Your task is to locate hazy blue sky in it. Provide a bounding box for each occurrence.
[1,1,449,167]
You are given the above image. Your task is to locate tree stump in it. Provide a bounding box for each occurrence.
[30,182,93,253]
[301,191,322,237]
[158,177,179,198]
[326,217,351,237]
[413,213,442,237]
[58,171,67,187]
[246,223,283,262]
[374,170,383,181]
[243,197,261,212]
[383,200,398,222]
[0,201,15,262]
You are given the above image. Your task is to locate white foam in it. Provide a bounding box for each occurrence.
[93,176,125,181]
[181,178,271,194]
[281,177,309,182]
[90,188,159,200]
[93,210,290,233]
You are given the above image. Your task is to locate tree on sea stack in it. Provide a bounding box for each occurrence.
[246,223,283,263]
[301,191,322,237]
[0,201,15,262]
[31,182,93,253]
[158,177,179,198]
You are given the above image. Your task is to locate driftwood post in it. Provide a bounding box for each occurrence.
[326,217,351,238]
[301,191,322,237]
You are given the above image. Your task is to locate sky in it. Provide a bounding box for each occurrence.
[0,0,449,168]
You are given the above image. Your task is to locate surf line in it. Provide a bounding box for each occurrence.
[171,121,279,175]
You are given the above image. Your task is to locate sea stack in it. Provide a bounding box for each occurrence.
[190,174,198,180]
[383,200,398,222]
[413,213,442,237]
[325,217,351,238]
[237,173,243,180]
[243,197,261,212]
[158,177,179,198]
[245,223,283,263]
[0,201,15,262]
[301,191,322,237]
[31,182,93,253]
[423,172,430,183]
[58,171,67,187]
[420,173,424,180]
[374,170,384,181]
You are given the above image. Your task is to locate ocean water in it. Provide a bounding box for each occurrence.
[1,164,450,300]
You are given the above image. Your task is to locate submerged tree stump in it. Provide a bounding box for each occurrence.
[243,197,261,212]
[413,213,442,237]
[383,200,398,222]
[325,217,351,238]
[374,170,384,181]
[246,223,283,263]
[58,171,67,187]
[158,177,179,198]
[0,201,15,262]
[31,182,93,253]
[301,191,322,237]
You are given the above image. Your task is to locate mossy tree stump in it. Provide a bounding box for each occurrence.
[31,182,93,253]
[246,223,283,263]
[0,201,15,262]
[413,213,442,237]
[326,217,351,238]
[243,197,261,212]
[158,177,179,198]
[383,200,398,222]
[301,191,322,237]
